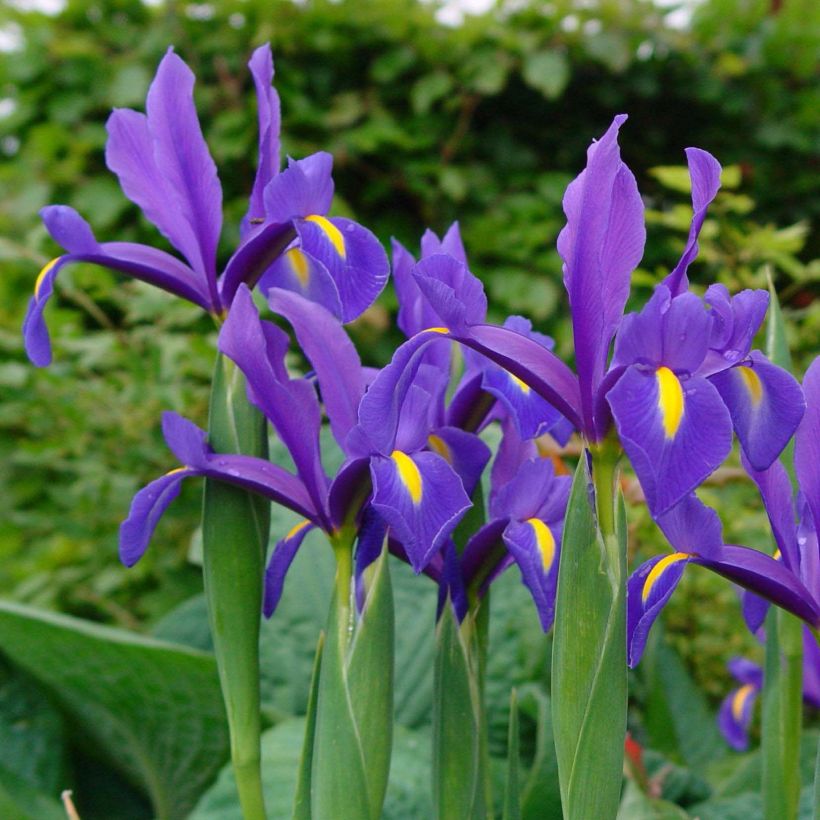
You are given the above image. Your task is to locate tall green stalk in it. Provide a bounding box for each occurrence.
[761,609,803,820]
[551,445,627,819]
[202,354,270,820]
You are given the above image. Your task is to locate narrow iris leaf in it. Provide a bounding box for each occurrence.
[551,457,627,818]
[433,603,486,820]
[311,544,394,820]
[503,689,521,820]
[202,354,271,820]
[292,631,324,820]
[517,686,562,820]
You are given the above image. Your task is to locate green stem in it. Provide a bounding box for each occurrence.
[762,608,803,820]
[202,355,269,820]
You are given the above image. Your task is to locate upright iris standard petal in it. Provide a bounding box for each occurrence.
[412,254,487,334]
[370,450,471,572]
[262,153,335,222]
[700,285,769,375]
[145,48,223,290]
[246,44,281,226]
[557,114,645,434]
[267,287,365,451]
[795,357,820,534]
[710,351,805,471]
[608,366,732,516]
[662,148,723,297]
[263,519,315,617]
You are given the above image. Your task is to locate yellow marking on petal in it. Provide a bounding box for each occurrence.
[427,434,452,463]
[641,552,690,604]
[287,248,310,286]
[305,214,346,258]
[390,450,422,504]
[732,684,755,721]
[527,518,556,571]
[34,258,60,299]
[656,366,685,439]
[165,467,188,477]
[285,519,311,541]
[773,548,782,561]
[423,326,449,334]
[737,365,763,406]
[509,373,531,394]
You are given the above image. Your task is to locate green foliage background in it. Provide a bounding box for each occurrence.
[0,0,818,815]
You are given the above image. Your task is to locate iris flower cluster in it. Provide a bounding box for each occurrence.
[24,44,819,762]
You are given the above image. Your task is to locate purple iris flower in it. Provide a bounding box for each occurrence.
[367,224,573,455]
[717,629,820,750]
[625,492,820,668]
[374,117,803,519]
[454,418,571,630]
[23,44,388,366]
[739,356,820,633]
[120,284,484,612]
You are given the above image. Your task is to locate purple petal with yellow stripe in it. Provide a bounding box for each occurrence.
[662,148,722,297]
[427,427,490,497]
[607,366,732,516]
[264,519,315,617]
[294,216,389,322]
[711,351,805,471]
[718,681,759,751]
[557,114,645,433]
[120,467,198,567]
[503,517,562,630]
[257,243,342,319]
[23,207,211,366]
[370,450,471,572]
[627,552,691,666]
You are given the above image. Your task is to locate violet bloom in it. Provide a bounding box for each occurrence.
[625,493,820,667]
[455,419,571,630]
[24,45,387,366]
[739,356,820,633]
[120,284,481,612]
[718,630,820,750]
[374,118,803,518]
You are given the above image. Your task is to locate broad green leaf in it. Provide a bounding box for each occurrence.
[0,764,65,820]
[311,545,394,820]
[503,689,521,820]
[0,601,228,819]
[517,686,561,820]
[433,603,486,820]
[203,355,270,820]
[0,660,66,793]
[551,457,627,818]
[615,781,690,819]
[521,50,570,100]
[642,627,726,771]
